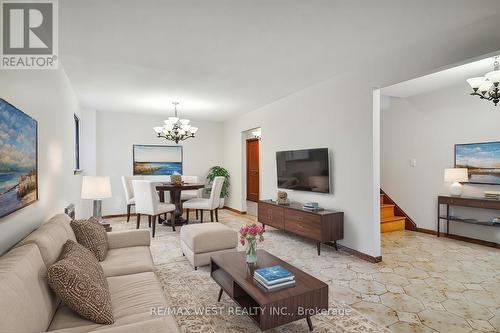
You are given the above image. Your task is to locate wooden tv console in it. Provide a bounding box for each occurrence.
[258,200,344,255]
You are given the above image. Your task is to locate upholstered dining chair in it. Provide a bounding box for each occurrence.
[121,176,135,222]
[184,176,224,223]
[132,180,176,236]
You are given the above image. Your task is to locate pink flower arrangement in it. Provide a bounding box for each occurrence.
[239,223,265,246]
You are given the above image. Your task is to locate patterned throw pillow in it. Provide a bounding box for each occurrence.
[48,240,114,324]
[71,217,108,261]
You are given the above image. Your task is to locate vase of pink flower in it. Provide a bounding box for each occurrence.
[239,223,265,264]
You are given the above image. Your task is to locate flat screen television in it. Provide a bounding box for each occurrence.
[276,148,330,193]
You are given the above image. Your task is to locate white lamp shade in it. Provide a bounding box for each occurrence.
[444,168,468,183]
[190,127,198,133]
[479,80,493,93]
[466,77,486,89]
[168,117,179,123]
[153,126,163,134]
[81,176,112,199]
[180,119,190,125]
[485,70,500,84]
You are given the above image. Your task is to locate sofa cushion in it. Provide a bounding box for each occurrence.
[17,214,76,267]
[100,246,154,277]
[48,240,114,325]
[180,222,238,253]
[107,229,150,250]
[0,244,58,333]
[48,272,177,332]
[71,218,109,261]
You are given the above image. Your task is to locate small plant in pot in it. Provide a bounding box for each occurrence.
[206,166,230,208]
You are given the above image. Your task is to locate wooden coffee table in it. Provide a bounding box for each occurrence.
[210,250,328,331]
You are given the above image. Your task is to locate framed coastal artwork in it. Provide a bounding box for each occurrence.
[0,99,38,219]
[132,144,183,175]
[455,141,500,185]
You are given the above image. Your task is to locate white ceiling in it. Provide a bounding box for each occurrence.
[59,0,500,121]
[382,56,498,98]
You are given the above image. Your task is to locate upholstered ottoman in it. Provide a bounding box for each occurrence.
[180,223,238,270]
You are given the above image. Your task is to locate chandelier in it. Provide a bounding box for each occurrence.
[466,56,500,106]
[153,102,198,144]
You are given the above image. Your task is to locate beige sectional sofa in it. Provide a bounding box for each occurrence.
[0,214,179,333]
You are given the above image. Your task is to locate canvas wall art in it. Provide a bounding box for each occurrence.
[133,144,182,175]
[0,99,38,219]
[455,141,500,185]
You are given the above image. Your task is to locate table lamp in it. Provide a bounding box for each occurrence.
[81,176,112,223]
[444,168,468,196]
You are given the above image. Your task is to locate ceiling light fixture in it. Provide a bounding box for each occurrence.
[153,102,198,144]
[466,56,500,106]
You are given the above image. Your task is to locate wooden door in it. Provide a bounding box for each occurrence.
[246,138,260,202]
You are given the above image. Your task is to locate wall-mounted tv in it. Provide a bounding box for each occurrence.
[276,148,330,193]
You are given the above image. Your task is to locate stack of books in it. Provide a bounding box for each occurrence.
[253,265,295,292]
[493,217,500,224]
[303,202,323,212]
[484,191,500,200]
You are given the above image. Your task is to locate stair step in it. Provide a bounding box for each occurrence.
[380,194,384,204]
[381,216,405,223]
[381,217,405,233]
[380,204,395,219]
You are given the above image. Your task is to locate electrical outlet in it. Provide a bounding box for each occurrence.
[410,158,417,167]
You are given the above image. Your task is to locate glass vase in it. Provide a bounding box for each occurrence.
[246,238,257,264]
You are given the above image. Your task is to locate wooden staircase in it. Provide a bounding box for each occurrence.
[380,193,406,232]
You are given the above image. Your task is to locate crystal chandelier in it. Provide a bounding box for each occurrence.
[153,102,198,144]
[466,56,500,106]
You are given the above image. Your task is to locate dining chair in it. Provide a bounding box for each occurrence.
[121,176,135,222]
[132,180,176,235]
[184,176,224,223]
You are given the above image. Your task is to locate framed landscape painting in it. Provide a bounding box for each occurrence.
[455,141,500,185]
[133,144,182,175]
[0,99,38,219]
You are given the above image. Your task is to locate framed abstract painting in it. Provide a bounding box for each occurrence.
[132,144,183,175]
[0,99,38,219]
[455,141,500,185]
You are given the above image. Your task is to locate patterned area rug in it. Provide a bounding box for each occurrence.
[108,211,388,333]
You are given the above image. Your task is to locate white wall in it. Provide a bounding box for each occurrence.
[96,111,224,215]
[0,68,92,255]
[381,82,500,243]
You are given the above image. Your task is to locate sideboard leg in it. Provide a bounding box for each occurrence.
[217,288,223,302]
[334,240,338,251]
[317,242,321,256]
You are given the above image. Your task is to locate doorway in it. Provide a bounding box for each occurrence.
[246,138,260,202]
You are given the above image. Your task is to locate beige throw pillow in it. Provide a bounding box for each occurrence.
[47,240,114,324]
[71,217,108,261]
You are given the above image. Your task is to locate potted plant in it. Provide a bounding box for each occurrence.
[206,166,230,208]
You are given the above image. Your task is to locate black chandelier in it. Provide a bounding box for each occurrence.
[466,56,500,106]
[153,102,198,144]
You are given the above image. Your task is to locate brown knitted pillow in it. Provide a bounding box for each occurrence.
[70,217,108,261]
[47,240,114,324]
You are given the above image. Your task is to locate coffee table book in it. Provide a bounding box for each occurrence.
[210,250,328,331]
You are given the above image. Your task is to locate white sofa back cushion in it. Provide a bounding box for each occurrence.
[0,244,58,332]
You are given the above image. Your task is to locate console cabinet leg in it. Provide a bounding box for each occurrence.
[334,240,338,251]
[306,316,313,331]
[217,288,223,302]
[317,242,321,256]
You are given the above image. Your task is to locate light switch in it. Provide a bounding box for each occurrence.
[410,158,417,167]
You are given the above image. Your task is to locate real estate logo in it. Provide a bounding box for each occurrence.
[1,0,58,69]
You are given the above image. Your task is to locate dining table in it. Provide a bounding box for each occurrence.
[155,182,205,226]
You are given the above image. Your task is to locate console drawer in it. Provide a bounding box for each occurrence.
[258,203,284,230]
[284,210,321,241]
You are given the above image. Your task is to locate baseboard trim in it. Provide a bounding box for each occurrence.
[102,213,135,218]
[331,243,382,263]
[223,206,247,215]
[414,227,499,249]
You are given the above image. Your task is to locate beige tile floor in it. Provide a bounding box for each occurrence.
[109,210,500,332]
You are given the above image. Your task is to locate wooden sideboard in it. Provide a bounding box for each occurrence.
[258,200,344,255]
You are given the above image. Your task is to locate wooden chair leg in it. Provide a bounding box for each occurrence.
[215,208,219,222]
[148,215,151,228]
[210,210,214,222]
[127,204,131,222]
[152,215,156,237]
[200,210,203,223]
[186,209,190,223]
[171,213,176,232]
[136,213,141,229]
[196,209,199,220]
